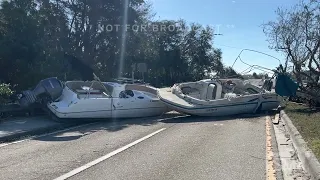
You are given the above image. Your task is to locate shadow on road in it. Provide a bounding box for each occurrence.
[33,113,180,142]
[161,113,266,123]
[33,111,272,142]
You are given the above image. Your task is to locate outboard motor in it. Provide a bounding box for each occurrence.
[18,77,64,108]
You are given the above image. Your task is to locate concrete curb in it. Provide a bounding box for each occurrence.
[0,123,75,143]
[280,110,320,180]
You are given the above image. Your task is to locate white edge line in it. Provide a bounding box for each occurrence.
[54,128,166,180]
[0,122,98,148]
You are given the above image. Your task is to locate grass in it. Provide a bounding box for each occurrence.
[285,102,320,160]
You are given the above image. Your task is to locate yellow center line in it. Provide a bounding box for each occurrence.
[266,116,276,180]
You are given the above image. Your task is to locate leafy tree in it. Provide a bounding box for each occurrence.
[263,0,320,95]
[0,0,43,90]
[0,0,241,90]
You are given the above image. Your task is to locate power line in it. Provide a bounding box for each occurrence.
[214,44,244,50]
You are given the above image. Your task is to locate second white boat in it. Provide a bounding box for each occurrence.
[158,78,281,116]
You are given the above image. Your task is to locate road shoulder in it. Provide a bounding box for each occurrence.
[272,111,314,179]
[0,116,76,143]
[280,110,320,180]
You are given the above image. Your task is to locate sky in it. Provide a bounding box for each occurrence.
[148,0,301,75]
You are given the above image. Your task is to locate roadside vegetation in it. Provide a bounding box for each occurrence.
[264,0,320,106]
[0,0,242,94]
[264,0,320,160]
[285,102,320,160]
[0,83,14,105]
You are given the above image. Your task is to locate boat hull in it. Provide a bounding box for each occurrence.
[48,101,168,119]
[158,88,280,116]
[160,98,279,116]
[47,82,169,119]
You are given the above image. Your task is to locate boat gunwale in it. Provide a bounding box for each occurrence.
[159,97,279,110]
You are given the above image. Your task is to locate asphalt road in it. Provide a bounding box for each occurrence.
[0,114,267,180]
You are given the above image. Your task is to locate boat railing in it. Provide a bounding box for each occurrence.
[86,81,95,99]
[93,73,112,98]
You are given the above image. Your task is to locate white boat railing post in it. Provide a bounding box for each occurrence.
[93,73,112,98]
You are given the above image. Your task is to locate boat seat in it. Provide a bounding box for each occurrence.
[119,90,134,98]
[75,89,101,94]
[224,93,237,99]
[78,94,106,98]
[125,84,157,95]
[243,84,261,94]
[188,91,201,99]
[206,84,216,100]
[206,83,222,100]
[181,87,194,94]
[181,86,202,99]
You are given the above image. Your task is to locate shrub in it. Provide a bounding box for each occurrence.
[0,83,14,104]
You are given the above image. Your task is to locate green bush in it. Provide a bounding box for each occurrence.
[0,83,14,104]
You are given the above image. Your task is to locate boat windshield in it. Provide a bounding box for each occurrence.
[102,83,114,96]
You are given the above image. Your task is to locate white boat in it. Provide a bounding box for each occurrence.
[157,78,281,116]
[19,76,169,119]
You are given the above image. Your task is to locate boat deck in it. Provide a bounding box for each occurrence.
[158,88,194,108]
